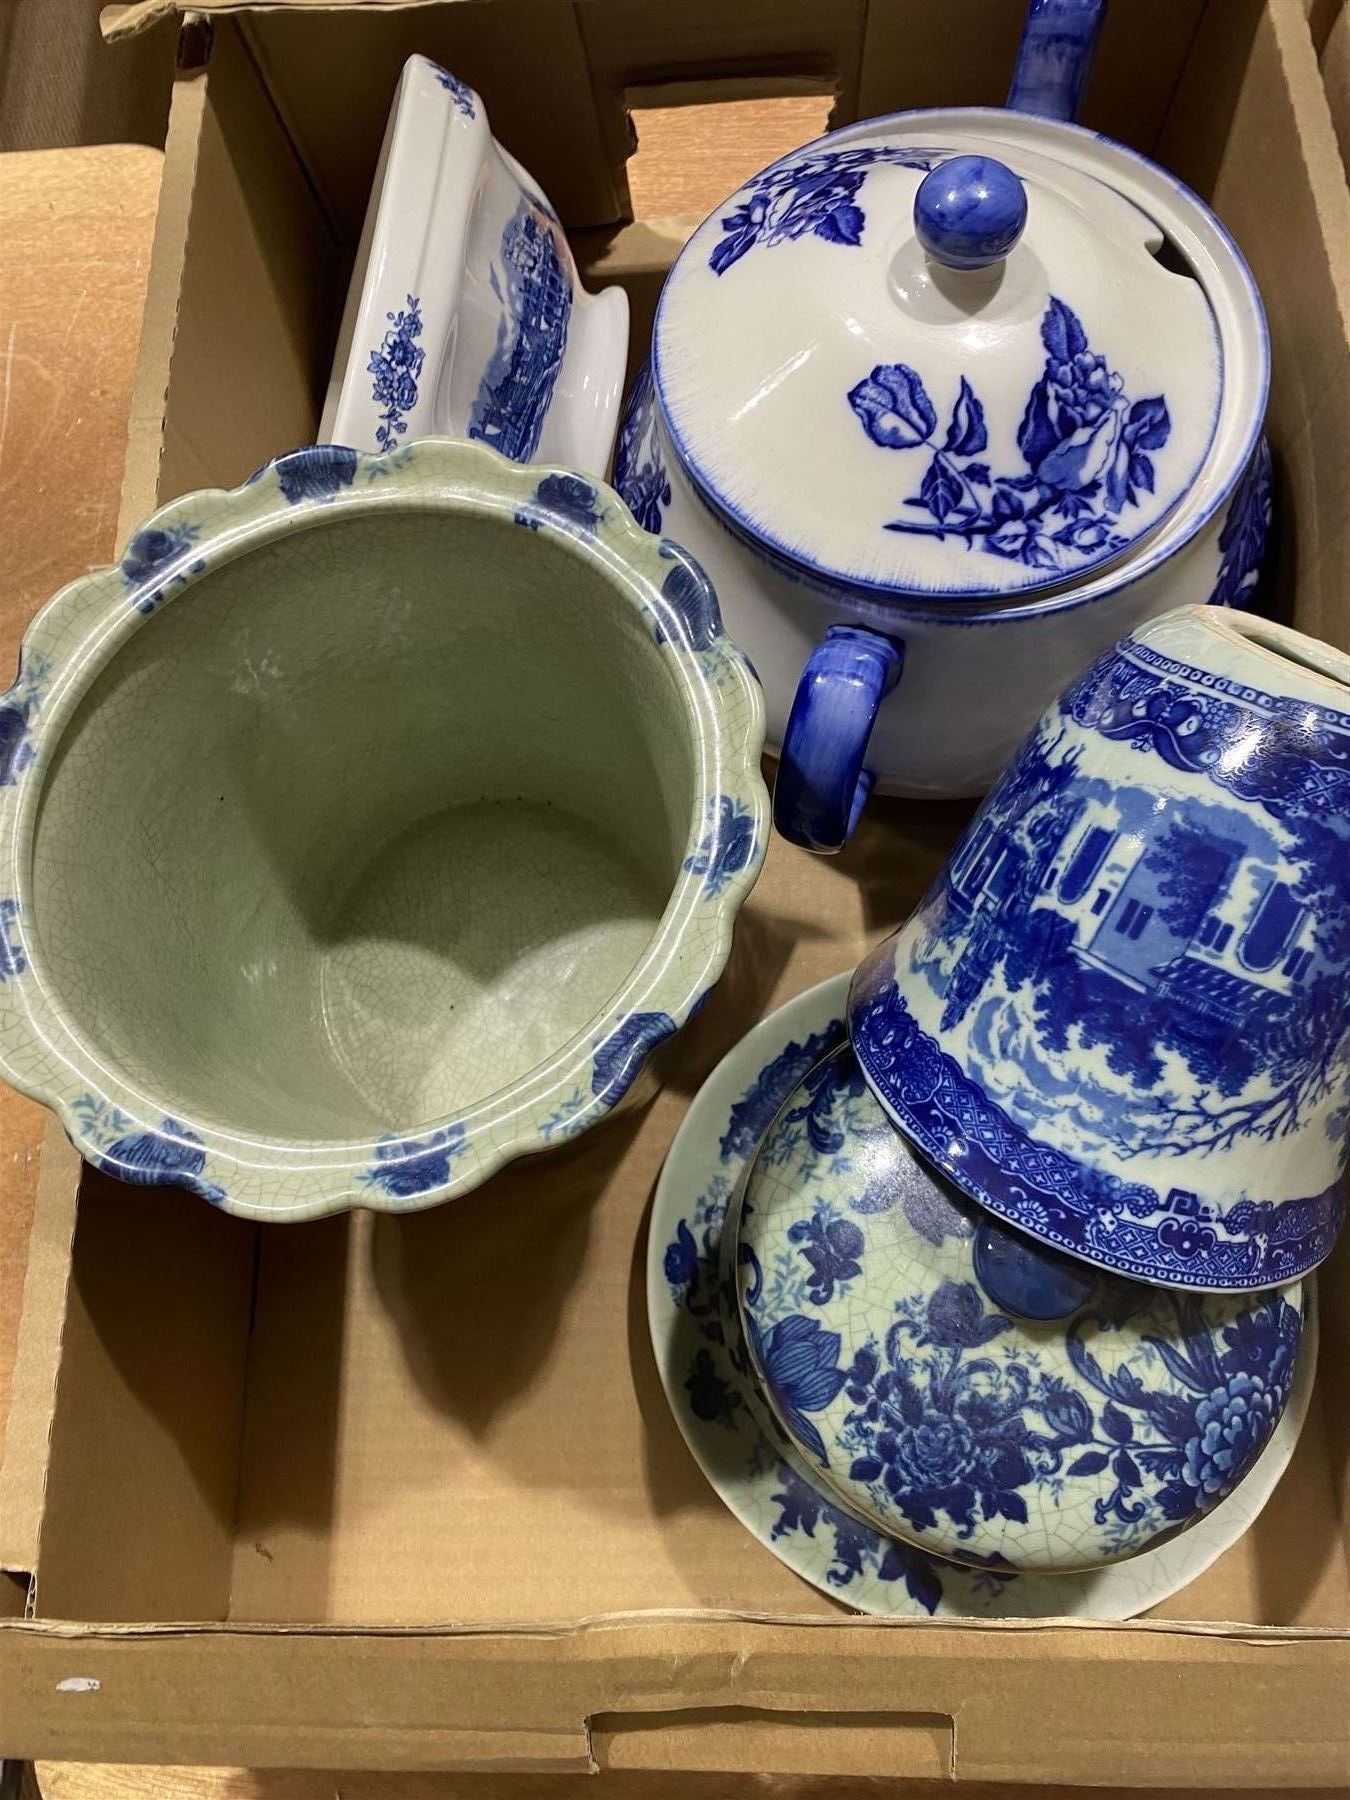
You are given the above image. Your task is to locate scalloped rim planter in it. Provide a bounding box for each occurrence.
[0,440,768,1221]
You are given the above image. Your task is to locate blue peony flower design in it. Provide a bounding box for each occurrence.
[273,445,359,505]
[682,794,757,898]
[847,296,1172,580]
[120,522,205,614]
[754,1312,847,1466]
[367,296,425,452]
[361,1124,468,1199]
[591,1010,677,1104]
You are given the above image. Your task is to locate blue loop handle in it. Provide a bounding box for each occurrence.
[1006,0,1107,122]
[773,626,904,853]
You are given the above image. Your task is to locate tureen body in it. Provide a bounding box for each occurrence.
[618,85,1270,842]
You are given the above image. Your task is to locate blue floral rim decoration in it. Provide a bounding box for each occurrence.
[0,439,768,1221]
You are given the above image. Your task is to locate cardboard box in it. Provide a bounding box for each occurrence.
[2,0,1349,1785]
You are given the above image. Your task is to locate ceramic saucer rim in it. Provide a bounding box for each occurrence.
[648,970,1317,1620]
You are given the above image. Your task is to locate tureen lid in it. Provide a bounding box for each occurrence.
[653,127,1222,602]
[732,1046,1304,1572]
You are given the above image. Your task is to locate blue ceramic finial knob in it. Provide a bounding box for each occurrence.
[914,155,1028,271]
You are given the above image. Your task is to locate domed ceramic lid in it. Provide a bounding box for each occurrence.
[732,1045,1304,1573]
[653,128,1222,601]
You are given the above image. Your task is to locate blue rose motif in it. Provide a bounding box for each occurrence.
[363,1124,467,1199]
[368,296,425,451]
[591,1010,677,1104]
[849,294,1173,579]
[682,794,757,898]
[273,445,359,505]
[98,1116,227,1204]
[756,1313,847,1466]
[533,472,603,532]
[120,523,204,613]
[848,363,937,449]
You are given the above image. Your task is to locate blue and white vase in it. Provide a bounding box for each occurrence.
[321,55,628,477]
[616,0,1272,841]
[849,605,1350,1292]
[728,1037,1307,1574]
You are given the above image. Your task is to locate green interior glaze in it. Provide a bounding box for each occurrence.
[29,507,697,1142]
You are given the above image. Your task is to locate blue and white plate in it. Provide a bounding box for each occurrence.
[649,972,1316,1618]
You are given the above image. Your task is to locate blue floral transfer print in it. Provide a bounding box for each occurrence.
[683,794,757,898]
[719,1023,846,1161]
[848,297,1171,579]
[659,1015,989,1612]
[1210,437,1272,611]
[368,295,425,452]
[0,898,25,981]
[468,199,571,463]
[769,1460,945,1612]
[614,362,672,535]
[429,62,475,118]
[654,548,721,653]
[273,445,359,505]
[516,471,603,534]
[833,1275,1300,1553]
[1066,1290,1301,1530]
[72,1095,226,1203]
[709,146,944,276]
[120,523,205,614]
[788,1207,864,1305]
[591,1010,677,1105]
[750,1311,846,1467]
[0,650,51,786]
[360,1124,468,1200]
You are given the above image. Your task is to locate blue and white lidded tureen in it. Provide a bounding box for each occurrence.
[616,0,1272,840]
[727,1042,1306,1574]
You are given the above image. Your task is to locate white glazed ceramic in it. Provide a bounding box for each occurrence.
[0,441,766,1220]
[731,1042,1305,1574]
[616,96,1270,831]
[320,55,628,476]
[850,606,1350,1291]
[649,973,1316,1618]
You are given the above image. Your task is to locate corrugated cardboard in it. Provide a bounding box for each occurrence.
[2,0,1349,1783]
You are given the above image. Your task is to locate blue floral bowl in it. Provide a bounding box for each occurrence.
[729,1041,1307,1574]
[849,605,1350,1291]
[0,440,767,1219]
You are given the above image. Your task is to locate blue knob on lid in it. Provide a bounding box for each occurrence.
[914,155,1028,271]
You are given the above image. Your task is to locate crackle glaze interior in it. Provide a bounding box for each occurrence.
[733,1043,1305,1574]
[30,509,692,1141]
[0,443,768,1217]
